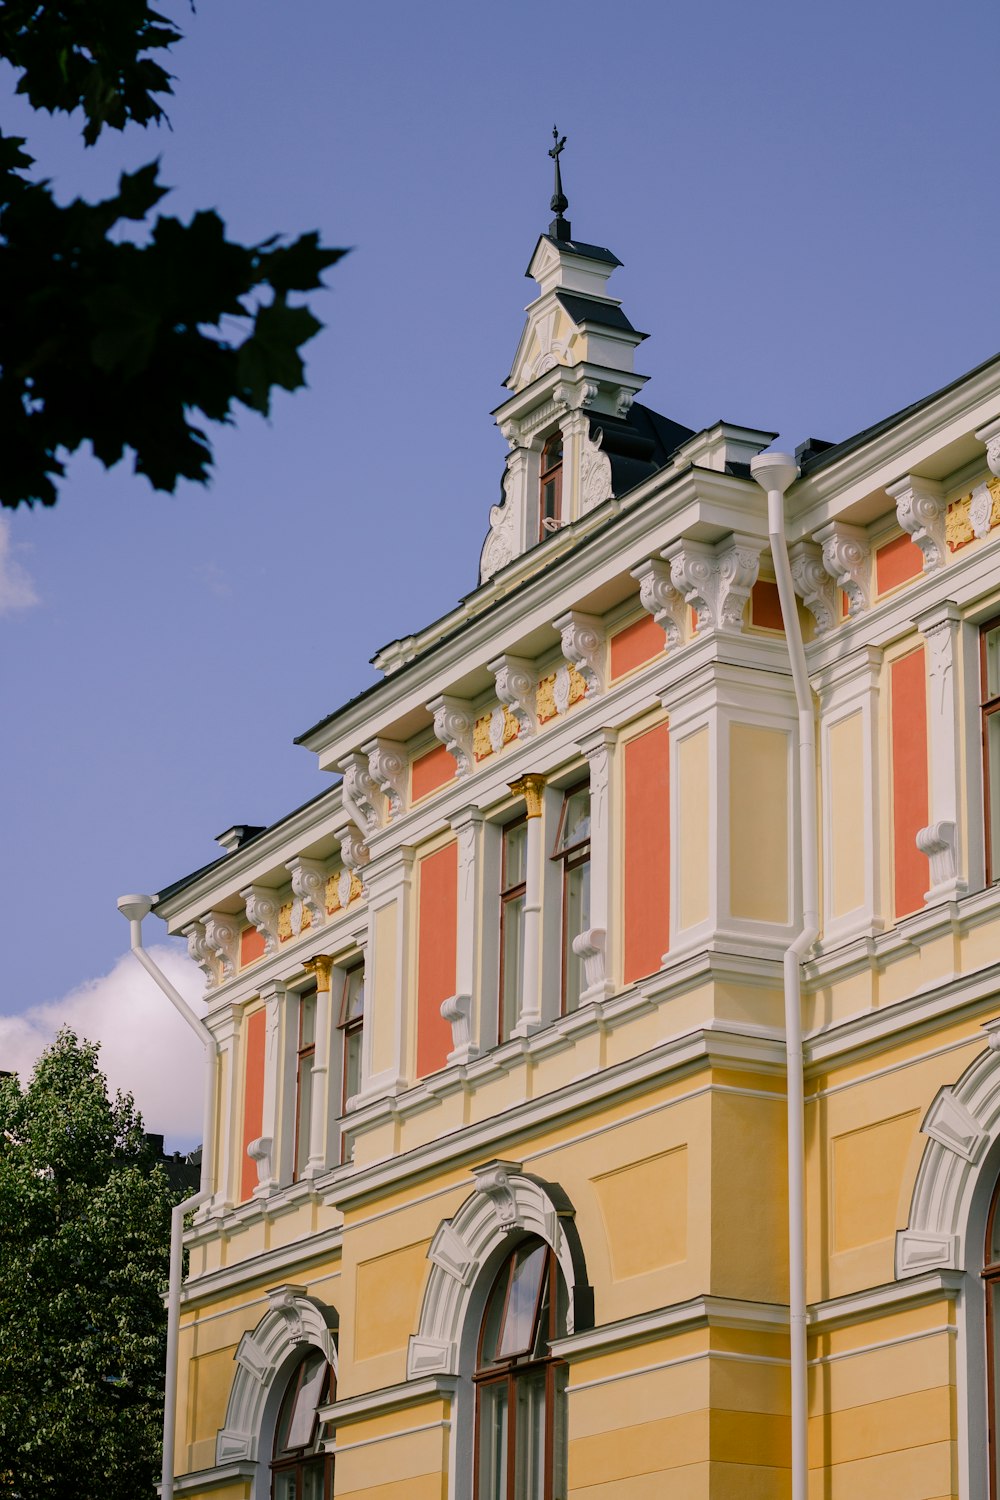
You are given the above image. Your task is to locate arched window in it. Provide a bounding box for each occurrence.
[474,1237,568,1500]
[270,1348,333,1500]
[539,434,563,539]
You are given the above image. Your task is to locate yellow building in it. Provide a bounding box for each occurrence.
[138,179,1000,1500]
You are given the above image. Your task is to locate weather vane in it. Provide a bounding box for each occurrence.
[548,125,571,240]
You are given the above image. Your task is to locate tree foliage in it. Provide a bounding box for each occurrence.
[0,1,345,508]
[0,1030,178,1499]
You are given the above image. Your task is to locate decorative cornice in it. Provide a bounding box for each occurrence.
[816,521,871,616]
[886,475,947,573]
[488,654,537,739]
[363,737,408,821]
[202,911,240,983]
[240,885,281,957]
[183,920,215,987]
[428,694,475,776]
[788,539,837,635]
[664,533,761,635]
[630,557,685,648]
[340,751,382,835]
[553,610,606,696]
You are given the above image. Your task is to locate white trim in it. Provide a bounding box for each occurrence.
[159,1461,256,1496]
[330,1418,450,1455]
[322,1374,457,1427]
[179,1226,343,1306]
[549,1294,787,1360]
[808,1324,957,1367]
[566,1346,789,1394]
[808,1269,964,1330]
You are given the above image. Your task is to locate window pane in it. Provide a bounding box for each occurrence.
[273,1471,298,1500]
[563,858,590,1012]
[295,1055,314,1176]
[542,477,558,522]
[501,892,525,1041]
[555,789,590,854]
[989,714,1000,879]
[300,992,317,1049]
[286,1352,327,1449]
[344,1029,362,1105]
[342,967,365,1024]
[498,1243,546,1358]
[551,1364,569,1500]
[477,1381,508,1500]
[503,822,528,889]
[301,1461,326,1500]
[986,625,1000,700]
[514,1368,546,1500]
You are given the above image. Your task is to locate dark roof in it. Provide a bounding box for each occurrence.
[525,234,622,276]
[590,402,695,497]
[798,346,1000,478]
[554,292,640,335]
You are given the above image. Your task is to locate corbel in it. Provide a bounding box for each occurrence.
[552,610,606,696]
[630,557,686,649]
[975,416,1000,479]
[488,654,536,739]
[339,751,382,835]
[886,475,947,573]
[201,911,241,982]
[240,885,281,957]
[663,532,761,635]
[286,857,327,929]
[183,920,216,988]
[788,539,837,634]
[428,694,475,776]
[816,521,871,617]
[363,737,408,820]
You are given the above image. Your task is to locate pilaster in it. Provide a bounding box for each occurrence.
[207,1008,239,1215]
[248,980,286,1197]
[508,774,546,1037]
[302,958,335,1178]
[915,601,969,904]
[444,806,485,1064]
[355,844,415,1101]
[575,728,617,1003]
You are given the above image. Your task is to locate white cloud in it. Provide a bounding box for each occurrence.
[0,514,39,614]
[0,946,207,1151]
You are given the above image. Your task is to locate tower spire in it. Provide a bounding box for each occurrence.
[548,126,571,242]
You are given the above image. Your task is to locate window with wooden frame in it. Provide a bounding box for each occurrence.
[337,963,365,1162]
[982,617,1000,883]
[270,1347,334,1500]
[538,433,563,540]
[499,818,528,1043]
[474,1237,568,1500]
[551,783,591,1013]
[293,986,317,1181]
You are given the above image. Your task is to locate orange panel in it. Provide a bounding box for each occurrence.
[411,743,455,801]
[240,1008,266,1202]
[240,925,265,967]
[890,648,929,919]
[416,841,458,1077]
[610,613,663,680]
[876,532,923,595]
[751,580,784,631]
[623,723,671,983]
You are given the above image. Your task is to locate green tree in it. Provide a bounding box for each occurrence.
[0,1030,178,1499]
[0,1,345,508]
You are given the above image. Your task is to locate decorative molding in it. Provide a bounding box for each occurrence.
[441,993,477,1067]
[580,427,613,513]
[975,417,1000,480]
[363,738,408,820]
[552,610,606,696]
[664,533,761,635]
[340,752,381,835]
[287,857,327,929]
[615,388,634,419]
[630,558,685,649]
[184,920,216,987]
[407,1169,592,1381]
[338,825,370,875]
[216,1286,338,1465]
[508,773,546,819]
[488,655,537,739]
[428,694,475,776]
[572,927,606,1003]
[246,1135,273,1190]
[202,912,240,982]
[887,475,947,572]
[896,1033,1000,1277]
[303,954,335,993]
[787,539,837,635]
[240,885,281,957]
[816,521,871,616]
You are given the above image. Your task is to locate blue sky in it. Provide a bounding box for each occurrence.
[2,0,998,1142]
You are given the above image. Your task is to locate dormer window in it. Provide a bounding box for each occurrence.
[539,433,563,540]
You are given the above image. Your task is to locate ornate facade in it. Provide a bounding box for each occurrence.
[147,195,1000,1499]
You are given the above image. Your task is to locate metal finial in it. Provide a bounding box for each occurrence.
[548,125,571,241]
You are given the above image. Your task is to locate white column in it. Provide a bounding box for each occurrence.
[575,728,617,1004]
[356,846,415,1101]
[303,958,334,1178]
[208,1009,237,1215]
[915,601,968,904]
[509,775,545,1037]
[443,806,483,1065]
[247,980,285,1198]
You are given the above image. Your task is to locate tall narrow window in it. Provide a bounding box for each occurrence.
[499,819,528,1043]
[270,1348,334,1500]
[474,1238,568,1500]
[338,964,365,1162]
[538,433,563,540]
[293,987,317,1180]
[982,617,1000,883]
[551,784,591,1013]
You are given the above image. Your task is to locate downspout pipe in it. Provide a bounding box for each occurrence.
[117,894,216,1500]
[749,454,818,1500]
